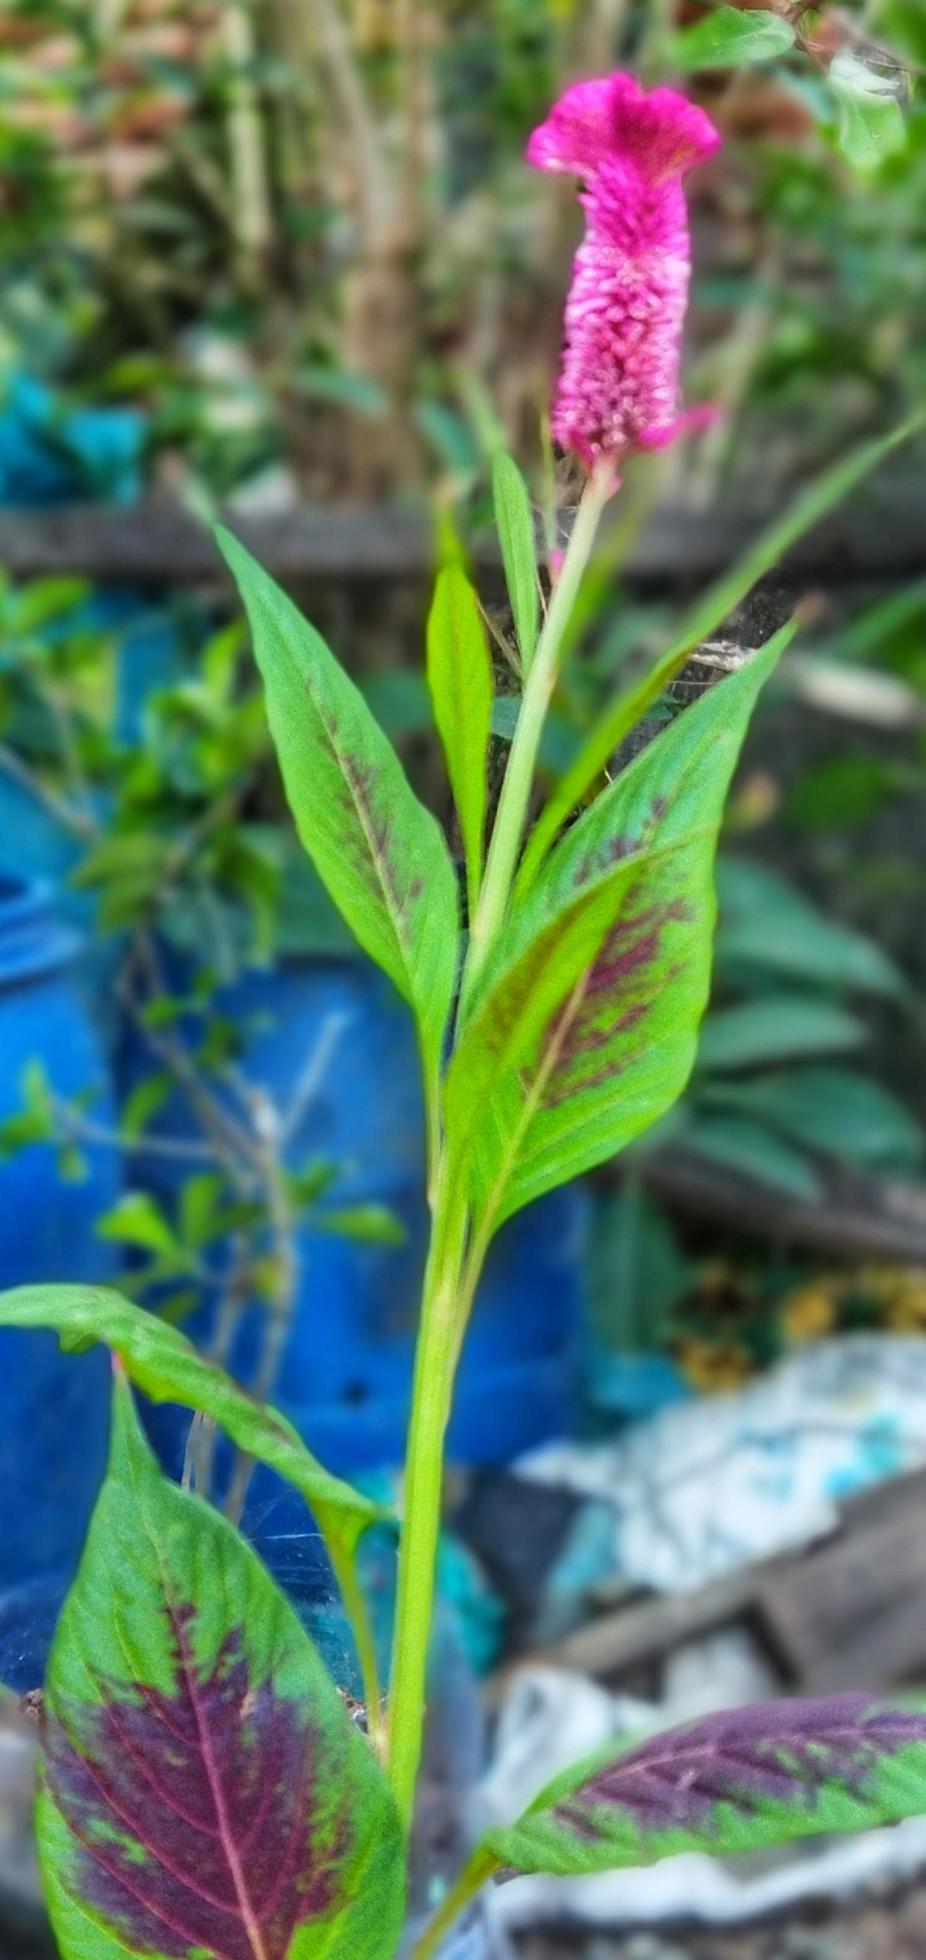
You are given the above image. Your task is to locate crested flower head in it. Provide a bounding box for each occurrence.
[528,73,721,470]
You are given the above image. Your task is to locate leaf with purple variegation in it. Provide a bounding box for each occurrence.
[39,1373,405,1960]
[481,1695,926,1877]
[0,1285,383,1557]
[447,632,788,1230]
[216,528,459,1090]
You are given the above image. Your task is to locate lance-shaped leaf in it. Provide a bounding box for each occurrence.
[39,1374,404,1960]
[492,451,539,671]
[216,528,459,1087]
[516,638,692,896]
[481,1695,926,1877]
[518,413,926,892]
[427,565,493,914]
[0,1285,384,1555]
[447,634,786,1228]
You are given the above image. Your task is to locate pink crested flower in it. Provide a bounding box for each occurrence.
[527,74,721,470]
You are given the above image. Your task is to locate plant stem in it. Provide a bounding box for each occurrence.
[409,1850,501,1960]
[385,1176,473,1827]
[464,467,613,999]
[387,467,612,1829]
[330,1538,386,1761]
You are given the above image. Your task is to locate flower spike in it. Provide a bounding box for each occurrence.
[528,74,721,470]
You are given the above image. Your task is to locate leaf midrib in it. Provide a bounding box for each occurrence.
[314,692,415,984]
[170,1604,270,1960]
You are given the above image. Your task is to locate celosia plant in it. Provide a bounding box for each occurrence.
[2,71,926,1960]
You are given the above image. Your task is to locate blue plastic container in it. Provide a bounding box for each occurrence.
[120,954,585,1501]
[0,876,117,1688]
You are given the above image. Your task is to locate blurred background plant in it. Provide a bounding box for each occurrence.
[1,0,924,504]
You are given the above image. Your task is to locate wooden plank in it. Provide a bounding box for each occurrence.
[758,1486,926,1692]
[0,470,922,588]
[487,1560,783,1703]
[488,1469,926,1704]
[0,503,430,587]
[642,1149,926,1270]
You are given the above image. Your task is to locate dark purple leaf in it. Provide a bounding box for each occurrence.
[484,1694,926,1877]
[38,1377,403,1960]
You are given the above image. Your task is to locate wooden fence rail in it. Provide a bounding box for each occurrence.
[0,474,923,590]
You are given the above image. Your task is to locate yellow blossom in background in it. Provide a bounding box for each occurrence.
[677,1339,754,1394]
[854,1265,926,1330]
[886,1282,926,1334]
[780,1284,837,1346]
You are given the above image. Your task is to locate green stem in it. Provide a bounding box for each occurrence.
[386,1178,473,1827]
[388,465,612,1831]
[409,1850,501,1960]
[329,1537,386,1759]
[464,467,613,1001]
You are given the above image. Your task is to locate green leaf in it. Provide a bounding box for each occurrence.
[0,1109,54,1156]
[297,363,389,417]
[0,1285,384,1556]
[447,635,784,1229]
[829,51,907,171]
[519,415,926,890]
[120,1074,172,1143]
[668,6,795,71]
[479,1695,926,1879]
[216,528,459,1086]
[491,696,522,744]
[426,565,493,912]
[316,1203,406,1246]
[716,859,904,998]
[680,1111,822,1200]
[671,413,926,658]
[698,996,867,1073]
[96,1192,183,1260]
[39,1375,404,1960]
[705,1068,923,1171]
[178,1172,225,1250]
[587,1184,686,1352]
[492,451,540,671]
[289,1159,339,1206]
[517,639,693,893]
[12,576,91,632]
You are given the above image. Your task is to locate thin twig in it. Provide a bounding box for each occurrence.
[119,931,258,1173]
[311,0,392,242]
[221,0,274,286]
[49,1093,218,1166]
[222,1079,300,1525]
[0,744,95,839]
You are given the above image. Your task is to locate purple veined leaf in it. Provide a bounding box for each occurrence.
[215,527,460,1093]
[481,1694,926,1877]
[447,631,788,1230]
[38,1372,405,1960]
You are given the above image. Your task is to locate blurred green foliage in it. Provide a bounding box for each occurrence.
[0,0,923,500]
